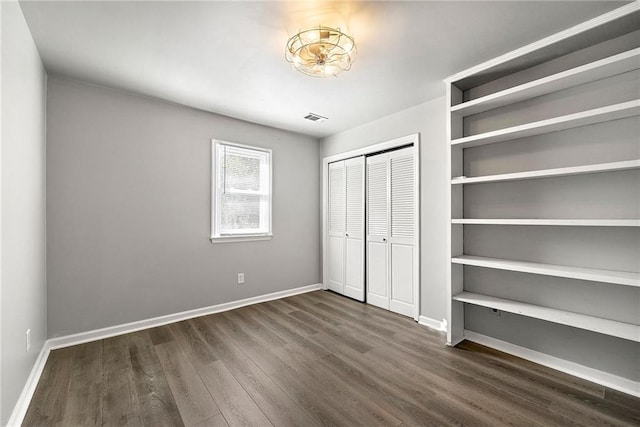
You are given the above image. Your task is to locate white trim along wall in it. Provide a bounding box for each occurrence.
[465,331,640,398]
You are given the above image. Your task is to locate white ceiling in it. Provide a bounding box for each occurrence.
[20,1,627,138]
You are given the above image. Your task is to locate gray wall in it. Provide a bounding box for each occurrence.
[46,77,320,338]
[321,98,448,324]
[1,2,48,424]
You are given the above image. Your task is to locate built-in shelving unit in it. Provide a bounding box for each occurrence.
[445,2,640,396]
[452,292,640,343]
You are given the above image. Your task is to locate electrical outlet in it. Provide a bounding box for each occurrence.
[237,273,245,284]
[26,329,31,352]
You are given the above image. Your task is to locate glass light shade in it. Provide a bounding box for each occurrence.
[285,26,357,77]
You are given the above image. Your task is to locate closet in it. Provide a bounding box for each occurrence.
[324,137,419,319]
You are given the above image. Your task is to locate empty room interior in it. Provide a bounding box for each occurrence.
[2,0,640,425]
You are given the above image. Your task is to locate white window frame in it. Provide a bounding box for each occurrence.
[211,139,273,243]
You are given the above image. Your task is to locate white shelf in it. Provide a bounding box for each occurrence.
[451,48,640,117]
[452,291,640,343]
[451,159,640,185]
[451,255,640,287]
[451,219,640,227]
[451,100,640,148]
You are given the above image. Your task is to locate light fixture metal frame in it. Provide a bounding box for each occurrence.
[285,25,357,77]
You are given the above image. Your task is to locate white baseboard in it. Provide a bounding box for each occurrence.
[464,330,640,398]
[8,283,322,426]
[7,342,51,427]
[418,315,447,332]
[48,283,322,350]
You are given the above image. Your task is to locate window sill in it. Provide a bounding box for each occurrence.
[210,234,273,244]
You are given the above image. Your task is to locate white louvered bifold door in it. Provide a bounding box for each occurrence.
[388,147,416,317]
[344,156,364,301]
[366,146,416,317]
[343,156,365,301]
[328,161,346,294]
[366,153,390,310]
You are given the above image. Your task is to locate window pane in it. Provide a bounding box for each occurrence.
[219,193,268,233]
[225,153,261,192]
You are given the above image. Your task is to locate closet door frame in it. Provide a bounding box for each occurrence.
[322,133,421,320]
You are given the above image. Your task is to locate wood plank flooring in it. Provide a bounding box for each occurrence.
[24,290,640,426]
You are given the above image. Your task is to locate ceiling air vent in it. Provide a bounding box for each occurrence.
[304,113,328,122]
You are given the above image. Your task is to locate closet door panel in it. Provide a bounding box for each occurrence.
[328,161,345,293]
[328,162,346,237]
[390,152,415,242]
[344,157,365,301]
[366,158,388,237]
[344,238,364,300]
[366,154,390,308]
[388,148,416,316]
[367,240,389,309]
[345,157,365,240]
[390,243,415,317]
[327,236,344,293]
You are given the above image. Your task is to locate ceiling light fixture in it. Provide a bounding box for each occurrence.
[285,25,357,77]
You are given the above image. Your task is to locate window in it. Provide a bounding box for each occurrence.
[211,140,272,242]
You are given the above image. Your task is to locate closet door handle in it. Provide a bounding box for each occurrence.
[382,238,387,242]
[345,233,349,237]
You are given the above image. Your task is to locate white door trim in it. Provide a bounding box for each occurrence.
[322,133,420,321]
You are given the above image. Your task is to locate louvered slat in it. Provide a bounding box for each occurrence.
[391,156,414,238]
[346,159,364,235]
[329,162,345,234]
[367,161,388,236]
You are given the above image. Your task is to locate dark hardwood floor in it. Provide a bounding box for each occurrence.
[24,290,640,426]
